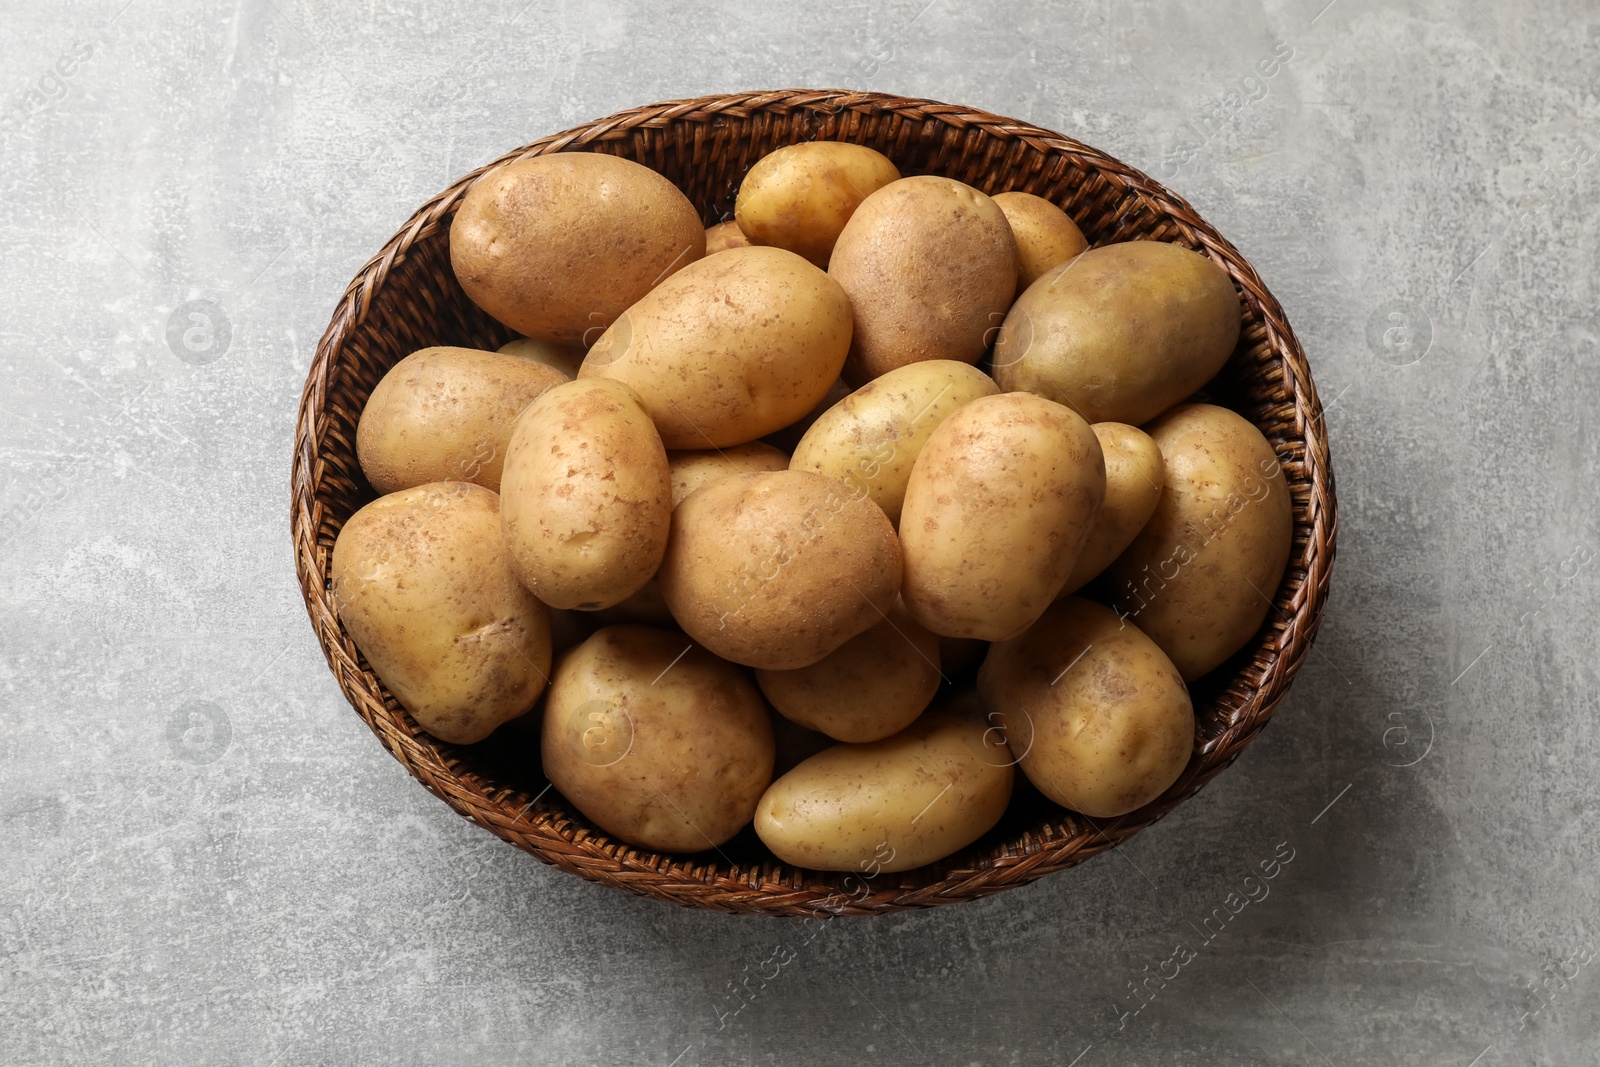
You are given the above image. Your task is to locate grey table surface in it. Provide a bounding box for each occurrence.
[4,0,1597,1064]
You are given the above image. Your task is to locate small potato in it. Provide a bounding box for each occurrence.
[1060,423,1165,595]
[830,176,1018,382]
[658,470,902,670]
[356,346,567,494]
[705,220,752,255]
[450,153,704,345]
[753,702,1014,873]
[580,245,852,449]
[668,442,790,508]
[756,602,941,743]
[992,241,1242,425]
[499,379,671,610]
[900,393,1105,641]
[790,360,999,525]
[1107,404,1293,680]
[542,626,774,853]
[979,598,1193,818]
[499,337,584,379]
[330,482,551,744]
[735,141,901,267]
[992,191,1089,293]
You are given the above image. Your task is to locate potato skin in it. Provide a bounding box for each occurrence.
[499,379,671,610]
[498,337,583,380]
[659,470,902,670]
[756,602,941,743]
[978,598,1193,818]
[900,393,1106,641]
[579,245,853,449]
[1106,404,1293,680]
[992,241,1242,425]
[330,482,551,744]
[542,625,774,853]
[789,360,999,525]
[705,220,751,255]
[735,141,901,267]
[449,154,704,345]
[753,703,1013,873]
[829,176,1018,382]
[992,191,1088,293]
[1060,423,1165,595]
[667,442,790,508]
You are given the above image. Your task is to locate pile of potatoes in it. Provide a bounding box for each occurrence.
[331,141,1293,875]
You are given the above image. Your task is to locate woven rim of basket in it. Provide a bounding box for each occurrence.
[291,89,1335,916]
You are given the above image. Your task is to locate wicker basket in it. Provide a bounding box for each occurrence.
[291,89,1335,916]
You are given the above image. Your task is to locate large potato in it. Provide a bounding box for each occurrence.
[499,379,671,610]
[658,469,901,670]
[499,337,583,380]
[992,241,1242,425]
[829,176,1018,382]
[789,360,998,525]
[756,602,941,743]
[753,703,1013,872]
[992,191,1088,293]
[330,482,551,744]
[1107,404,1293,680]
[1060,422,1165,595]
[979,598,1193,817]
[355,346,567,494]
[580,245,852,449]
[542,625,773,853]
[735,141,900,267]
[668,442,790,507]
[900,393,1105,641]
[450,153,704,345]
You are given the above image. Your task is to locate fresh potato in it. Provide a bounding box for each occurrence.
[735,141,901,267]
[992,191,1089,293]
[830,176,1018,382]
[789,360,999,525]
[1107,404,1293,680]
[580,245,852,448]
[450,153,704,346]
[992,241,1241,425]
[668,442,790,508]
[499,337,584,379]
[705,220,751,255]
[330,482,551,744]
[753,702,1013,872]
[756,602,941,743]
[1059,423,1165,595]
[542,625,774,853]
[658,469,902,670]
[900,393,1105,641]
[355,346,566,494]
[979,598,1193,817]
[499,379,671,610]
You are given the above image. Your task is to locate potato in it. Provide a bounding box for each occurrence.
[992,191,1089,293]
[900,393,1105,641]
[1059,423,1165,595]
[330,482,551,744]
[789,360,999,525]
[992,241,1241,425]
[542,625,773,853]
[735,141,901,267]
[705,220,752,255]
[1107,404,1292,680]
[355,346,567,494]
[756,602,941,743]
[499,337,583,379]
[829,176,1018,382]
[668,442,790,508]
[658,469,902,670]
[753,702,1013,872]
[580,245,852,448]
[978,598,1193,817]
[450,153,704,345]
[499,379,671,610]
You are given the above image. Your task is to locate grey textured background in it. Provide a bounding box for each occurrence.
[3,0,1597,1063]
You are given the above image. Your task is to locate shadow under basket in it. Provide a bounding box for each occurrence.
[290,89,1336,916]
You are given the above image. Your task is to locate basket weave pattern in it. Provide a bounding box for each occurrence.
[291,90,1335,915]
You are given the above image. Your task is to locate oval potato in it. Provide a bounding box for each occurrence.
[1059,422,1165,595]
[992,191,1089,293]
[668,442,790,508]
[499,337,584,379]
[735,141,901,267]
